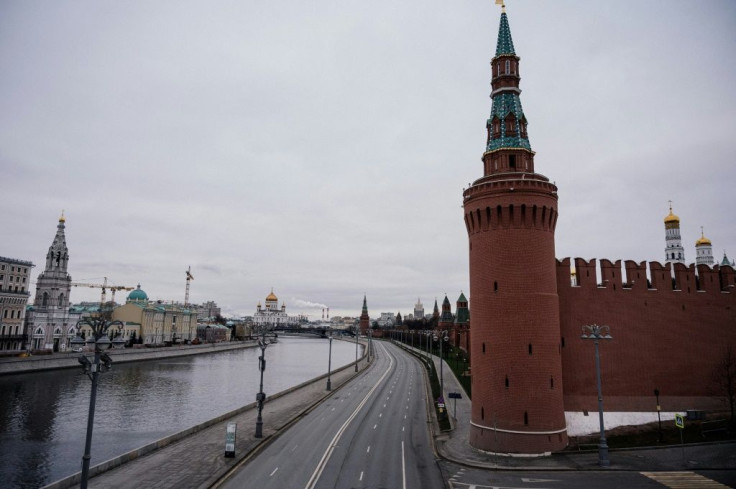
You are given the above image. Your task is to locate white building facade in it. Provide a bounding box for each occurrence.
[253,289,292,326]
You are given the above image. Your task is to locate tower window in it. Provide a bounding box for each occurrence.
[505,375,509,388]
[494,281,498,292]
[482,342,486,353]
[524,411,529,425]
[528,343,532,355]
[505,59,510,74]
[550,377,554,389]
[481,407,485,420]
[509,155,516,169]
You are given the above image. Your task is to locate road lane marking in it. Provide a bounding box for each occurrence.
[379,413,383,417]
[360,471,363,481]
[373,424,377,429]
[641,471,731,488]
[401,441,407,489]
[305,342,394,489]
[270,467,278,477]
[290,445,298,452]
[366,445,370,453]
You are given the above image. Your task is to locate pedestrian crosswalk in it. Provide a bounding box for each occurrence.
[641,471,732,488]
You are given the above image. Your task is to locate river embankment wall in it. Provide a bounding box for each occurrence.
[0,341,258,375]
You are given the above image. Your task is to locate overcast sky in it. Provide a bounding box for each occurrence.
[2,1,735,319]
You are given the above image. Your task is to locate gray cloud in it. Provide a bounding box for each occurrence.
[2,0,734,318]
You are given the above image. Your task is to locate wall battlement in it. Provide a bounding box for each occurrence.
[557,257,736,297]
[556,256,736,414]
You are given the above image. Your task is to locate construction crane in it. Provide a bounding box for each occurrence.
[71,277,134,305]
[185,266,194,306]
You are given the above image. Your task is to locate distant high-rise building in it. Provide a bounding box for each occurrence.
[413,297,424,320]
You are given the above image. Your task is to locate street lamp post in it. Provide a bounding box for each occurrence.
[255,324,271,438]
[73,312,123,489]
[439,331,448,397]
[354,325,359,372]
[581,324,613,467]
[368,329,372,360]
[326,332,333,391]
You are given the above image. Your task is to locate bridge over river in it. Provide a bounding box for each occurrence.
[0,336,359,488]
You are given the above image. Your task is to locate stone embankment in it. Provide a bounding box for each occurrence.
[0,341,257,375]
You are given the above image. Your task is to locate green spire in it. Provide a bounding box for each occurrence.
[486,9,530,153]
[495,12,516,57]
[362,295,368,314]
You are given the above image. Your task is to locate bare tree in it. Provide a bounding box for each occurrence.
[711,345,736,421]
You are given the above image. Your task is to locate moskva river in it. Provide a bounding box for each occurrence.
[0,336,360,488]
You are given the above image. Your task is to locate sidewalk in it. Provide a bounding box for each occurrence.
[397,341,736,472]
[44,350,372,489]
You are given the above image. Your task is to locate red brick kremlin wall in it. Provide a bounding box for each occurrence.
[557,257,736,414]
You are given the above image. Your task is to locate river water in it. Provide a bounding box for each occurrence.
[0,336,360,488]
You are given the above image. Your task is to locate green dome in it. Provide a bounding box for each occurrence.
[127,284,148,302]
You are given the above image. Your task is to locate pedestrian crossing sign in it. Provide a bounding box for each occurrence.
[674,413,685,429]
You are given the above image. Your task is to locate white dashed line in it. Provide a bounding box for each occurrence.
[270,467,278,477]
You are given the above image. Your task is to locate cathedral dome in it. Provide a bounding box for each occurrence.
[695,232,712,247]
[266,289,278,301]
[127,284,148,302]
[664,209,679,224]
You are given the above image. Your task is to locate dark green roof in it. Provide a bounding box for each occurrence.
[457,292,467,303]
[495,12,516,57]
[487,92,531,151]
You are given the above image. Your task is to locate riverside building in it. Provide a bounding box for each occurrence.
[0,256,33,352]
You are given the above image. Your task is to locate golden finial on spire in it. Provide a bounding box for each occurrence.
[59,209,66,223]
[495,0,506,12]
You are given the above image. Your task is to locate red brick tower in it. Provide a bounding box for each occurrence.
[359,295,370,334]
[462,7,567,454]
[437,295,454,332]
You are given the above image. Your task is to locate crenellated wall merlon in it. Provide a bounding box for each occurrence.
[556,257,735,296]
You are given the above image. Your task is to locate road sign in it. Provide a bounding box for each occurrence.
[675,413,685,429]
[224,422,236,458]
[448,392,462,399]
[437,403,445,408]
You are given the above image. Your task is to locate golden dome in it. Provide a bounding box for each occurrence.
[696,228,711,247]
[664,209,679,224]
[266,289,278,301]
